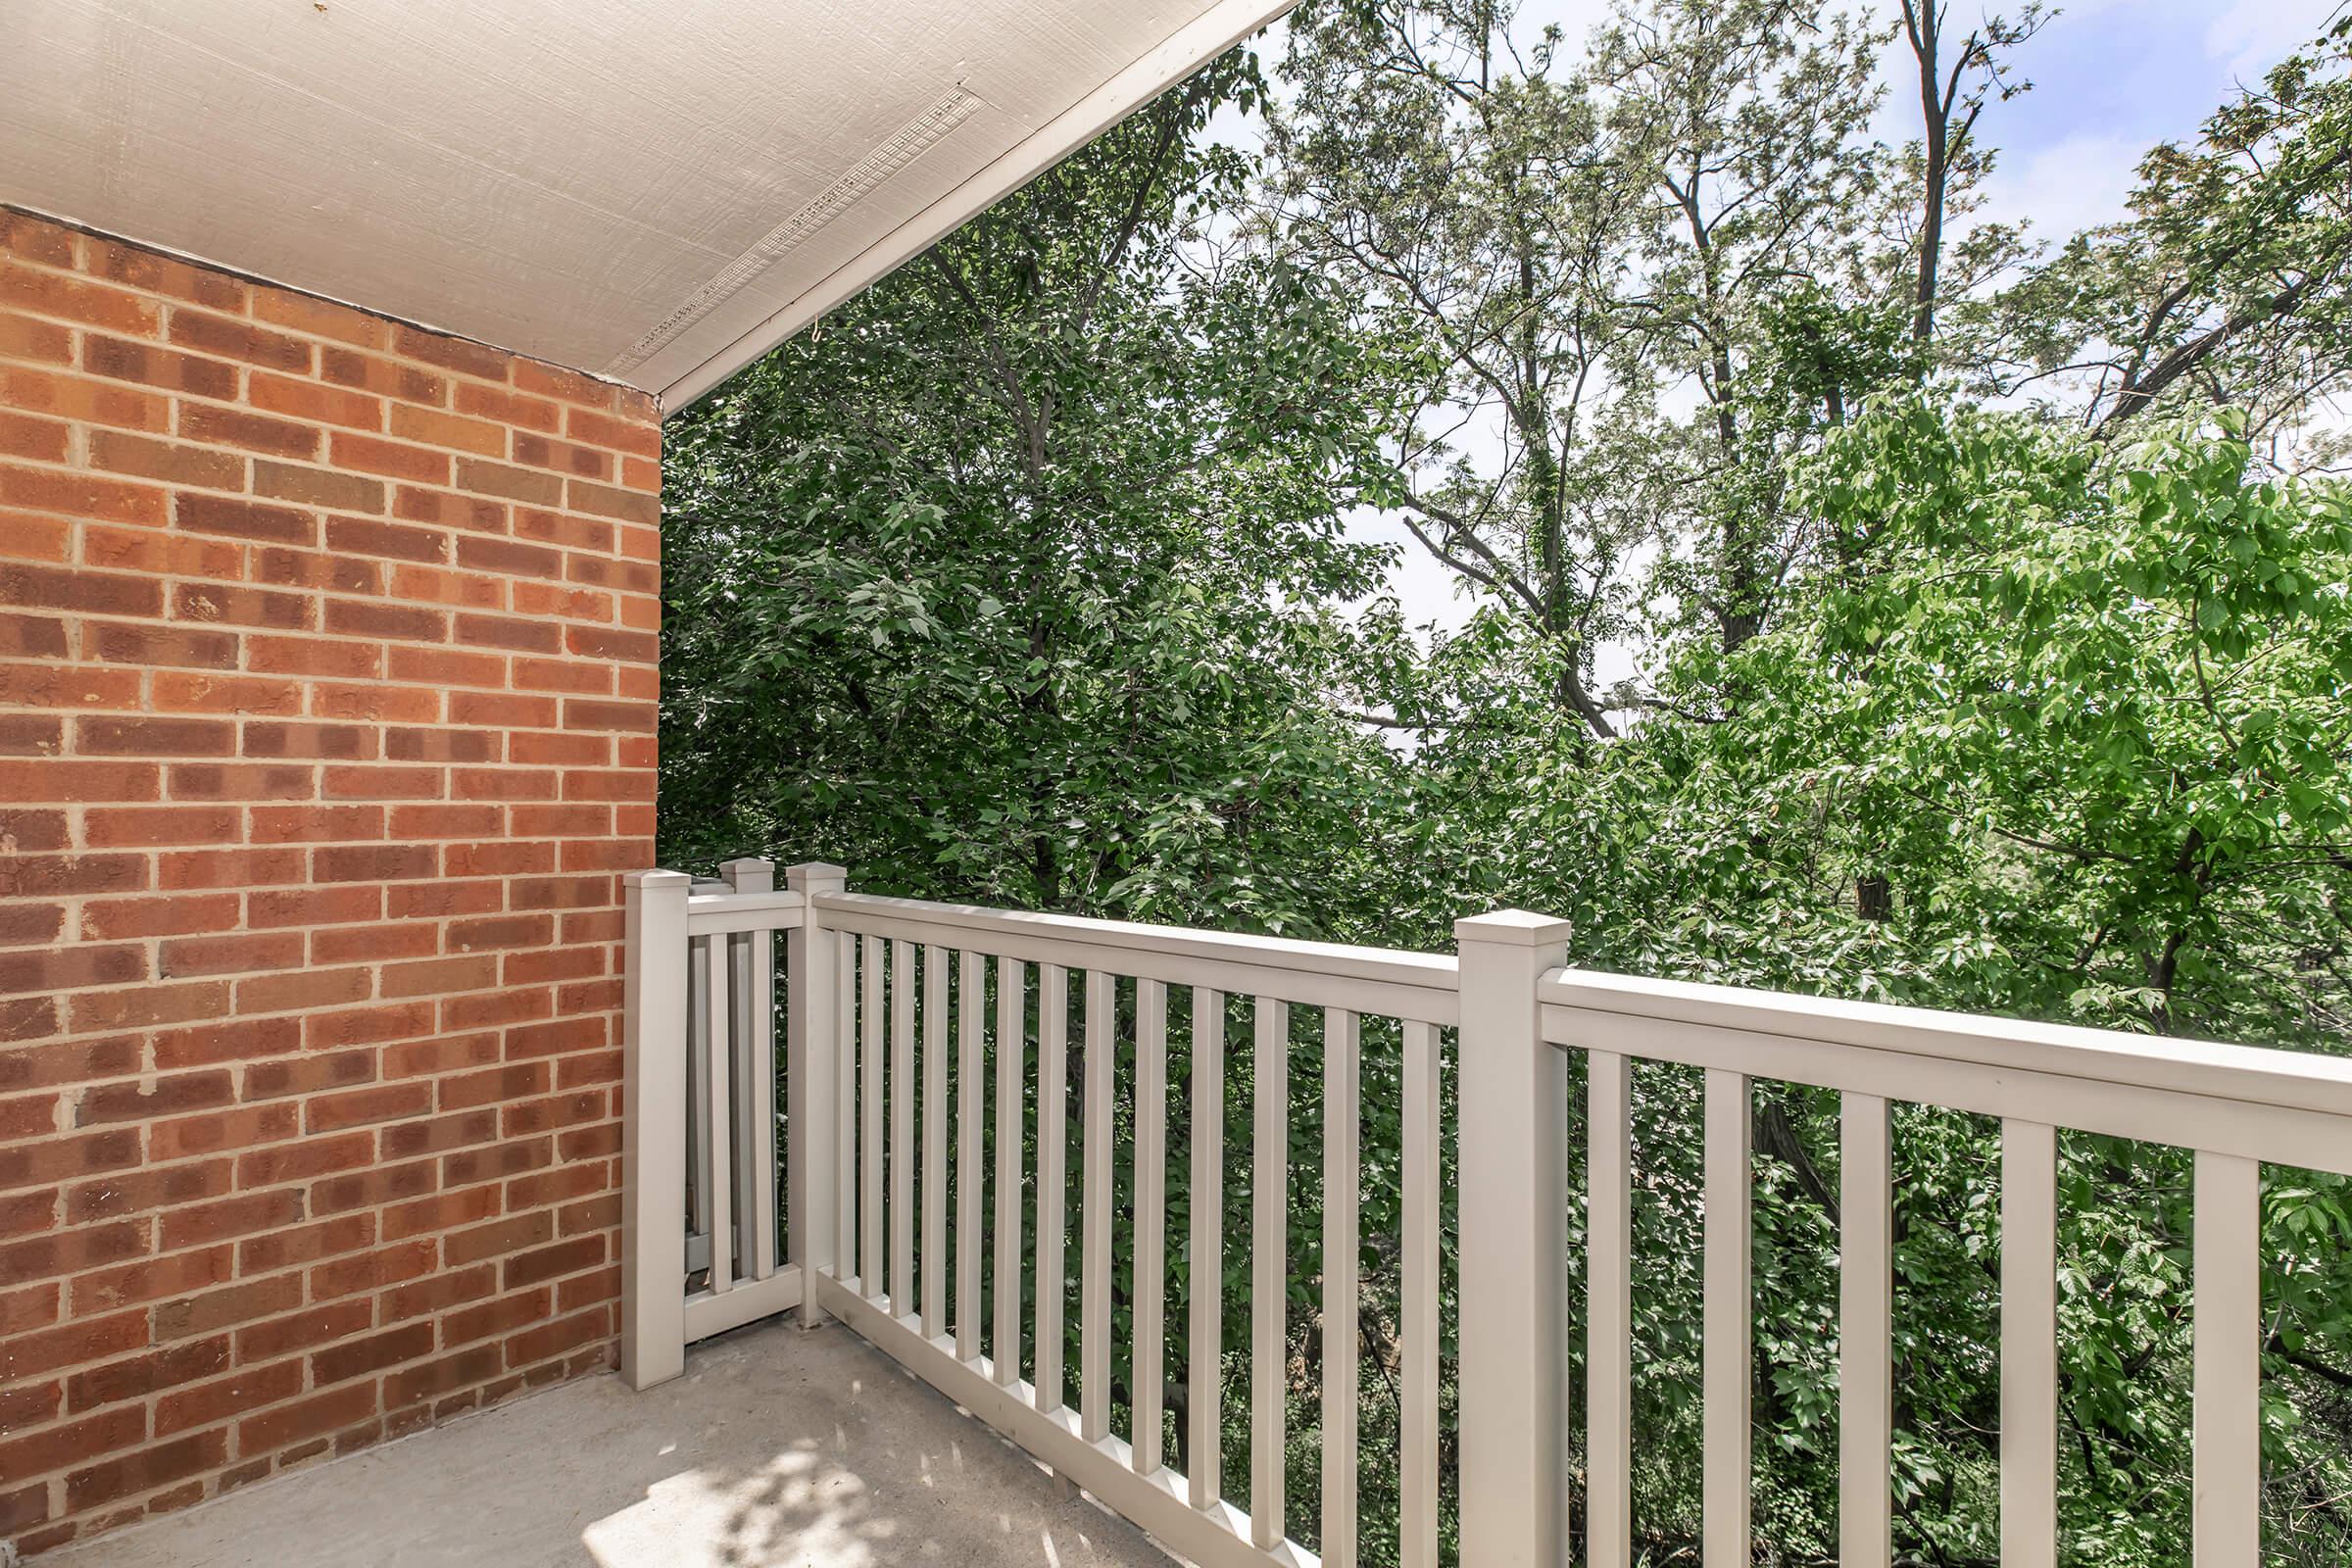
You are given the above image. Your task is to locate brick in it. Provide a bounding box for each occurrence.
[503,1304,609,1369]
[174,491,316,544]
[0,309,74,364]
[0,563,156,618]
[394,485,506,533]
[242,718,378,759]
[169,310,313,372]
[235,965,371,1014]
[170,580,312,631]
[159,1190,304,1250]
[152,1355,309,1438]
[249,369,383,430]
[168,762,314,800]
[391,325,508,382]
[85,237,246,311]
[236,1212,374,1273]
[157,930,307,978]
[66,1337,229,1413]
[453,381,559,431]
[70,1244,235,1316]
[234,1132,371,1189]
[148,1103,298,1161]
[74,1070,233,1125]
[249,804,383,843]
[177,402,321,461]
[386,647,507,691]
[0,853,149,898]
[243,1050,373,1102]
[0,261,159,335]
[0,944,144,996]
[151,1014,300,1068]
[310,1238,436,1300]
[323,514,447,563]
[89,620,237,668]
[88,430,246,490]
[511,432,611,479]
[564,407,660,460]
[253,458,384,514]
[511,360,615,410]
[564,477,657,526]
[66,1431,229,1513]
[0,407,70,462]
[305,1082,430,1135]
[84,805,241,847]
[251,291,388,350]
[310,921,436,964]
[245,633,380,679]
[389,403,506,457]
[323,596,445,642]
[151,1275,303,1341]
[156,846,306,889]
[0,1406,148,1485]
[82,893,241,942]
[2,365,171,432]
[66,1158,232,1223]
[234,1299,372,1363]
[1,462,169,525]
[331,431,448,484]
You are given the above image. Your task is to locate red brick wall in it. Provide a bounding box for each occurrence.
[0,209,661,1554]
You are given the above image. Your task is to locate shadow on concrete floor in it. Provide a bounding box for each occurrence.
[48,1319,1180,1568]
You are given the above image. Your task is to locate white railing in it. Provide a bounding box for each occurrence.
[621,865,2352,1568]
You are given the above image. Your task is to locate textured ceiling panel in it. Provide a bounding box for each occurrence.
[2,0,1291,410]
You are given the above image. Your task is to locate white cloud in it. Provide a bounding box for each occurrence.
[1979,129,2146,235]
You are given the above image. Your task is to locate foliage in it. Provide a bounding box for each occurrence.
[659,9,2352,1565]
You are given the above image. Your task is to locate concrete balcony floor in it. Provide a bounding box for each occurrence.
[49,1318,1180,1568]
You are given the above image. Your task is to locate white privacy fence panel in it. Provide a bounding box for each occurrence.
[625,872,2352,1568]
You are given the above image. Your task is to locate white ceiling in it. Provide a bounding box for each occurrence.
[2,0,1291,412]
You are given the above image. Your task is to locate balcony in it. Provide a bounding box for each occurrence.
[48,858,2352,1568]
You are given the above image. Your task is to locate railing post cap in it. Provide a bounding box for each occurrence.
[624,868,694,892]
[718,857,776,892]
[1454,907,1574,948]
[785,861,849,891]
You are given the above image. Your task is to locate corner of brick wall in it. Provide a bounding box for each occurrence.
[0,208,661,1555]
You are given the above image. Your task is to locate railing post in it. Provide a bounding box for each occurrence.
[621,868,692,1389]
[1455,908,1573,1568]
[786,861,847,1327]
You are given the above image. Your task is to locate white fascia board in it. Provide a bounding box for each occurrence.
[657,0,1299,415]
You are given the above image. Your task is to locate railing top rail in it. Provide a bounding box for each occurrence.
[683,884,807,936]
[813,890,1459,1020]
[1542,965,2352,1123]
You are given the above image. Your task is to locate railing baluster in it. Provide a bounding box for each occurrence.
[958,949,985,1362]
[1036,964,1069,1413]
[995,957,1027,1386]
[784,862,844,1330]
[1840,1091,1892,1568]
[1251,997,1290,1548]
[1703,1067,1751,1566]
[859,934,883,1298]
[891,937,915,1316]
[921,943,948,1341]
[1321,1007,1360,1567]
[719,858,776,1282]
[1587,1048,1633,1568]
[884,940,912,1316]
[2194,1150,2260,1564]
[1082,969,1114,1442]
[685,932,711,1262]
[1188,987,1225,1510]
[705,933,735,1295]
[2001,1118,2058,1568]
[1133,979,1169,1472]
[834,934,856,1298]
[1401,1018,1439,1568]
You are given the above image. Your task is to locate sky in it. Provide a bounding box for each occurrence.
[1244,0,2343,676]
